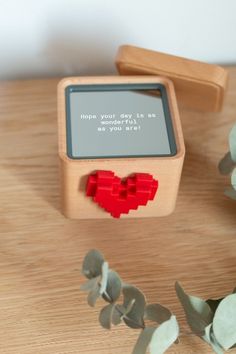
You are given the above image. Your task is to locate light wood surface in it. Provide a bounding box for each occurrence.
[58,76,185,219]
[116,45,228,112]
[0,69,236,354]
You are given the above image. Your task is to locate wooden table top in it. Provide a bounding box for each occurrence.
[0,69,236,354]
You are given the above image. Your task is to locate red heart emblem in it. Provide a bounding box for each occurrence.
[86,170,158,218]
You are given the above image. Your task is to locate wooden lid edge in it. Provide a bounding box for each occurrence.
[116,45,228,89]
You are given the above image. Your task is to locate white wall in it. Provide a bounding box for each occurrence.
[0,0,236,80]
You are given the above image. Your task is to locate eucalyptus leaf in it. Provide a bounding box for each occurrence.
[82,249,104,279]
[204,324,224,354]
[206,298,224,314]
[80,277,100,292]
[218,152,235,175]
[102,270,122,303]
[99,304,115,329]
[125,299,136,316]
[224,187,236,200]
[231,168,236,190]
[145,304,171,324]
[132,328,156,354]
[203,323,211,343]
[112,305,125,325]
[213,294,236,350]
[100,262,109,295]
[114,300,136,324]
[229,123,236,162]
[149,315,179,354]
[210,331,224,354]
[87,285,100,307]
[175,282,213,336]
[122,284,146,329]
[112,305,127,325]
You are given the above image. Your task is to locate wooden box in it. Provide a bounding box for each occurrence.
[57,46,228,219]
[58,76,185,219]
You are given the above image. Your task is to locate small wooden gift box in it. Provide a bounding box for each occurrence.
[57,45,228,219]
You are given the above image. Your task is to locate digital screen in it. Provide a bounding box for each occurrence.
[65,83,177,159]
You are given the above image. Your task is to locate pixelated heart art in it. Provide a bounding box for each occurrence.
[86,170,158,218]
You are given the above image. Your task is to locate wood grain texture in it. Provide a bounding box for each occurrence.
[0,71,236,354]
[116,45,228,112]
[58,76,185,219]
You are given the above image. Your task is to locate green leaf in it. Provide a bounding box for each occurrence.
[145,304,171,324]
[100,262,109,295]
[213,294,236,350]
[80,277,100,291]
[103,270,122,303]
[124,299,136,316]
[229,123,236,162]
[175,282,213,336]
[122,284,146,329]
[111,305,124,325]
[231,168,236,190]
[206,298,224,314]
[82,249,104,279]
[113,300,136,324]
[132,328,156,354]
[218,152,235,175]
[87,286,100,307]
[203,324,224,354]
[99,304,115,329]
[224,187,236,200]
[149,315,179,354]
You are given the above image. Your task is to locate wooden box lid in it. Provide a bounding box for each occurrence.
[115,45,228,112]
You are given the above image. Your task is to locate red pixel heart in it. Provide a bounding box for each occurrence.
[86,170,158,218]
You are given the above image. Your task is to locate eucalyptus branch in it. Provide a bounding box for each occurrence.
[81,249,236,354]
[81,250,179,354]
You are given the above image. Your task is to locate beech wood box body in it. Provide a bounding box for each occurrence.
[58,76,185,219]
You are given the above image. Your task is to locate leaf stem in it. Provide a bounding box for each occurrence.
[115,305,145,329]
[102,289,113,303]
[102,289,145,329]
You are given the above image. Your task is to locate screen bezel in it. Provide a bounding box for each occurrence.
[65,83,177,159]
